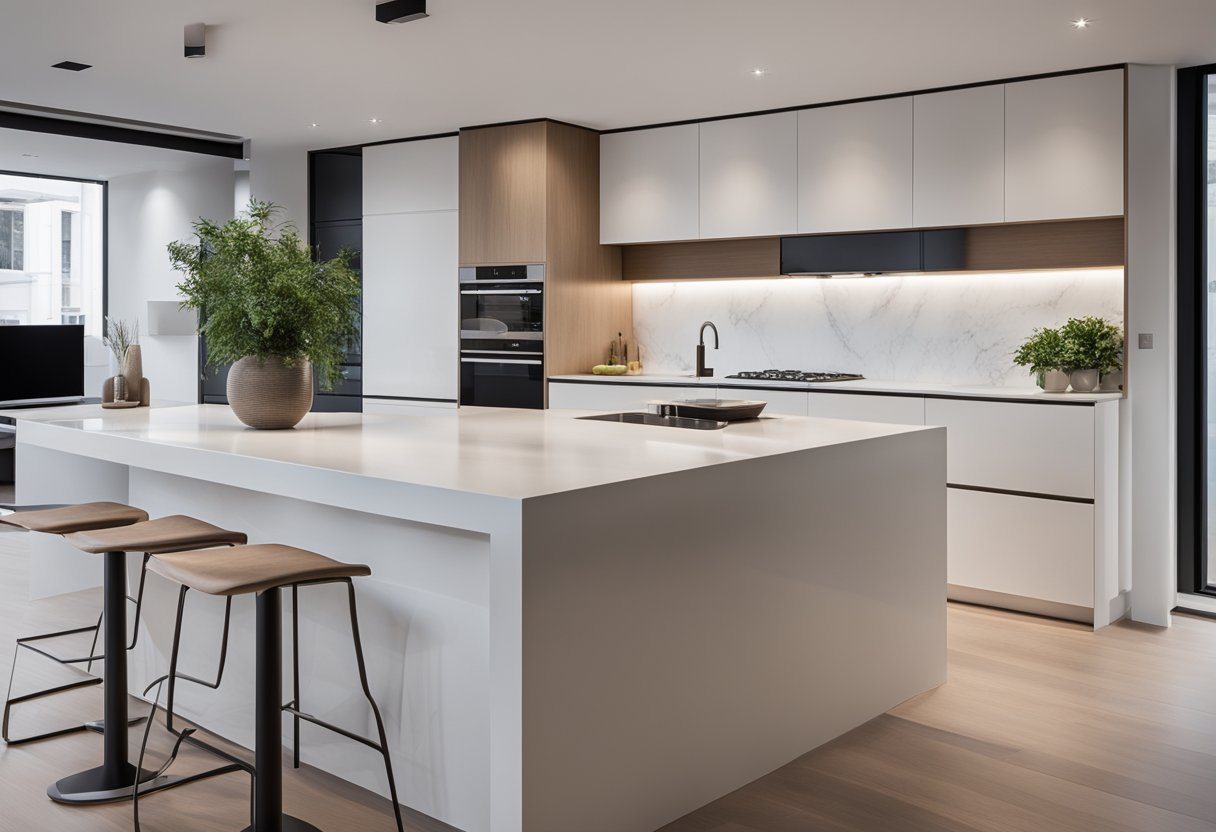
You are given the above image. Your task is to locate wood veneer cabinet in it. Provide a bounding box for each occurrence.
[459,120,631,386]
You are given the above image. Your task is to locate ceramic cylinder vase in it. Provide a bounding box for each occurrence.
[227,356,314,429]
[1069,368,1100,393]
[1041,370,1070,393]
[121,344,144,405]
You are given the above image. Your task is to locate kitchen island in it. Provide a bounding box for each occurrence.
[11,404,946,832]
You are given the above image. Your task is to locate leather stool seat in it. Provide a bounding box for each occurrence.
[0,502,148,535]
[65,515,247,554]
[149,544,371,596]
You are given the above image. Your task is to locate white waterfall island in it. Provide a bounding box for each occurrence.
[11,403,946,832]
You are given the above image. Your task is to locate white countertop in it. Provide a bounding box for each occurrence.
[548,374,1123,403]
[8,403,933,501]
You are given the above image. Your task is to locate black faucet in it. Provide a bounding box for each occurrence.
[696,321,719,378]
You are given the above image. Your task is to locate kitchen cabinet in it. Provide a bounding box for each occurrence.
[1004,69,1125,222]
[734,388,806,416]
[947,488,1094,609]
[913,85,1005,228]
[806,392,924,425]
[924,398,1095,498]
[363,137,458,215]
[600,124,700,244]
[698,113,797,240]
[459,121,548,264]
[548,381,706,412]
[362,210,459,402]
[797,97,914,233]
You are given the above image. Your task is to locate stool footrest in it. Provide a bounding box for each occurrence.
[282,704,384,753]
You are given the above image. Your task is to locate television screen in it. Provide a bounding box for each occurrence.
[0,325,85,406]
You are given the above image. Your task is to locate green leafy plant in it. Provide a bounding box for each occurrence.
[1013,326,1067,376]
[1060,316,1123,372]
[168,199,359,389]
[103,316,139,366]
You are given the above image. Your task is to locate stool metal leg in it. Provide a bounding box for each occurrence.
[47,550,156,804]
[245,586,321,832]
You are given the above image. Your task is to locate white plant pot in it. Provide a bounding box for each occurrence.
[1069,368,1100,393]
[1041,370,1070,393]
[1099,369,1123,392]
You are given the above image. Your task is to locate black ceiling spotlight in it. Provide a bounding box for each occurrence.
[184,22,206,58]
[376,0,428,24]
[52,61,92,72]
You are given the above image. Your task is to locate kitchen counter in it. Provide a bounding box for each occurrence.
[12,403,945,832]
[549,373,1124,404]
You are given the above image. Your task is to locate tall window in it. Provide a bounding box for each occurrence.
[0,208,23,270]
[0,174,103,334]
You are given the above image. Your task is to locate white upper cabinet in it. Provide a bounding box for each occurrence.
[600,124,700,244]
[363,136,459,215]
[1004,69,1125,222]
[913,86,1005,228]
[798,97,914,233]
[698,113,798,239]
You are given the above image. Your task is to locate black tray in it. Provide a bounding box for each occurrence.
[651,399,768,421]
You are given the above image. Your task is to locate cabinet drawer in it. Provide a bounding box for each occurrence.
[925,399,1094,498]
[807,393,924,425]
[947,488,1093,608]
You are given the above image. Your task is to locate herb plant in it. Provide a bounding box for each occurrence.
[1013,326,1067,376]
[1060,316,1123,372]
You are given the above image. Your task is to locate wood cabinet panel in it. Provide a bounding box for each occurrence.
[459,122,547,264]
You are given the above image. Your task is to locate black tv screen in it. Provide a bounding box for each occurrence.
[0,325,85,406]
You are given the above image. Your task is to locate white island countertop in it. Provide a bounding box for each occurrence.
[8,402,931,500]
[549,373,1124,403]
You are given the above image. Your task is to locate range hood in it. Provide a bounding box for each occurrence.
[781,229,966,277]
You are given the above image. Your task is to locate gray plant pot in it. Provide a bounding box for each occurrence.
[1041,370,1070,393]
[1069,368,1100,393]
[1099,369,1123,392]
[227,356,314,429]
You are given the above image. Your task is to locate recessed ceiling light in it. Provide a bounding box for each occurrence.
[751,68,768,78]
[308,123,319,128]
[21,153,38,158]
[369,117,382,125]
[52,60,92,72]
[1072,17,1092,29]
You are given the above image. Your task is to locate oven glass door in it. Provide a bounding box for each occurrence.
[460,358,544,409]
[460,284,544,339]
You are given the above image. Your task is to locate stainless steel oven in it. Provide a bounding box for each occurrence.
[459,265,545,408]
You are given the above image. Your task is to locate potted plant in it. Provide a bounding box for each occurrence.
[1060,316,1123,394]
[168,199,359,429]
[1013,326,1069,393]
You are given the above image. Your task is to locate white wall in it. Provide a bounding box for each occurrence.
[107,160,235,403]
[247,144,308,231]
[1126,64,1178,627]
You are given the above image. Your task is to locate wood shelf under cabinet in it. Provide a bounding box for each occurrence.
[621,217,1125,281]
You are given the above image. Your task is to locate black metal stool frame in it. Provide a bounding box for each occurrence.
[135,577,405,832]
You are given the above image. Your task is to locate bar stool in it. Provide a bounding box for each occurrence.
[37,515,249,805]
[138,544,405,832]
[1,502,149,745]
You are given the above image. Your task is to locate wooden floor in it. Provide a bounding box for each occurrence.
[5,528,1216,832]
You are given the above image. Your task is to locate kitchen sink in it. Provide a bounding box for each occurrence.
[577,412,729,430]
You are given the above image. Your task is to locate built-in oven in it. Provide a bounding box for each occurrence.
[459,265,545,409]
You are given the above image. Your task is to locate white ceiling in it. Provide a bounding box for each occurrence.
[1,0,1216,156]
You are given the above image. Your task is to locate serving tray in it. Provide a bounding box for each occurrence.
[650,399,768,421]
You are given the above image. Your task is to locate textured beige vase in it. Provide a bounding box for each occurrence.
[227,356,313,429]
[121,344,144,405]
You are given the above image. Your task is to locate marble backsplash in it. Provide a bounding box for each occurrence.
[631,268,1125,387]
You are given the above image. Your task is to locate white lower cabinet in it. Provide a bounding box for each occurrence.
[547,382,708,412]
[806,392,924,425]
[734,388,806,416]
[947,488,1094,610]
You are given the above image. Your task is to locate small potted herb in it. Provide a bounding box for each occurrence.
[1060,316,1123,393]
[1013,327,1069,393]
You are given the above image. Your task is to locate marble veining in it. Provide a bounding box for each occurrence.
[632,269,1124,387]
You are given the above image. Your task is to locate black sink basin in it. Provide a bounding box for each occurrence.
[577,412,729,430]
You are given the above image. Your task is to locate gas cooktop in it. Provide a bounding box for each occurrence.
[725,370,865,383]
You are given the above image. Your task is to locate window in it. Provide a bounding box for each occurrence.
[0,208,23,271]
[0,174,103,334]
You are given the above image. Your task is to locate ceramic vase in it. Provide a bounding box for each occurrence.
[1041,370,1070,393]
[121,344,144,405]
[1069,368,1100,393]
[227,356,313,429]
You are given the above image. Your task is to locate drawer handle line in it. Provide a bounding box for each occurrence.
[947,483,1095,505]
